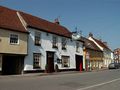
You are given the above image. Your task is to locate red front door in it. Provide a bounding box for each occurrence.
[79,62,83,72]
[76,55,83,71]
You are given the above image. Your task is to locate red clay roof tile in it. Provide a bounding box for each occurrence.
[0,6,72,37]
[93,38,112,51]
[19,12,72,37]
[0,6,28,33]
[81,37,102,51]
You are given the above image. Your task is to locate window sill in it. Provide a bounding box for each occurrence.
[10,43,19,45]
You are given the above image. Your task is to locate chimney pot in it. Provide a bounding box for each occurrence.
[89,32,93,37]
[54,18,60,24]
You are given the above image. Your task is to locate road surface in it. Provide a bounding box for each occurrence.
[0,69,120,90]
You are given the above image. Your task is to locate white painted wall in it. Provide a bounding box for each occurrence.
[24,28,84,71]
[103,49,112,67]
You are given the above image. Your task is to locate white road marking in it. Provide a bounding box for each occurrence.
[77,78,120,90]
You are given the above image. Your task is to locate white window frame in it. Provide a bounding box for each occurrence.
[52,35,58,48]
[61,56,70,67]
[33,53,41,69]
[9,34,19,45]
[34,32,41,46]
[62,37,67,50]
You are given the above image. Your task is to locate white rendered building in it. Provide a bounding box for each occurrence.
[18,12,85,73]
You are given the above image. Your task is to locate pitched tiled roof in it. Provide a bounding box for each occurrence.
[0,6,71,37]
[93,38,112,51]
[81,37,102,51]
[0,6,28,33]
[19,12,72,37]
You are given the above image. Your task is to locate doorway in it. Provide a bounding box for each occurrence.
[75,55,83,71]
[46,51,54,73]
[2,55,24,75]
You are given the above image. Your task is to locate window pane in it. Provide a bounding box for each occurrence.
[76,42,79,52]
[62,38,67,50]
[52,36,58,48]
[10,34,18,44]
[33,53,41,69]
[35,32,41,46]
[62,56,70,67]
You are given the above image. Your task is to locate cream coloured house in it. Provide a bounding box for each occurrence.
[88,33,113,68]
[0,6,28,75]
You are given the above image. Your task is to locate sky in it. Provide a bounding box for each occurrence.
[0,0,120,50]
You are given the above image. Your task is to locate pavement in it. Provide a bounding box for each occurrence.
[0,71,79,78]
[18,71,80,77]
[0,68,108,77]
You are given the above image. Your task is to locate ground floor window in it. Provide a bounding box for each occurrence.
[33,53,41,69]
[61,56,70,67]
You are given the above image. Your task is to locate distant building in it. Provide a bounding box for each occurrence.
[81,37,103,70]
[88,33,113,68]
[114,48,120,63]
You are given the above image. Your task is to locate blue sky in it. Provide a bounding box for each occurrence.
[0,0,120,50]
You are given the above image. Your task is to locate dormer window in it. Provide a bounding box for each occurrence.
[35,32,41,46]
[52,35,58,48]
[62,37,67,50]
[10,34,19,44]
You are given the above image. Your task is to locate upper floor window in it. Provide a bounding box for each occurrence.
[33,53,41,69]
[10,34,19,44]
[62,37,67,50]
[35,32,41,46]
[76,42,80,52]
[52,35,58,48]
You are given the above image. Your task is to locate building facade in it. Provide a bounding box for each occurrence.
[0,6,28,75]
[24,28,84,73]
[0,29,28,75]
[82,37,103,70]
[114,48,120,63]
[19,12,85,73]
[88,33,113,68]
[0,6,85,74]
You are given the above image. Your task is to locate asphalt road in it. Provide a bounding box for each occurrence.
[0,69,120,90]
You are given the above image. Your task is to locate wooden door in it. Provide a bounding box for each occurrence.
[76,55,83,71]
[46,51,54,73]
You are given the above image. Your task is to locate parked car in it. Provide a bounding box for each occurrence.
[108,63,120,69]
